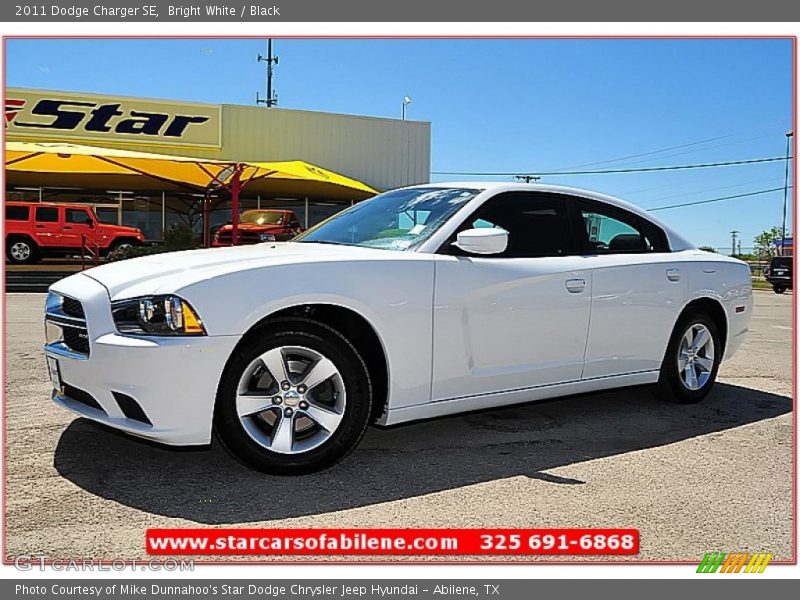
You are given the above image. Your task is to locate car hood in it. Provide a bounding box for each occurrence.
[81,242,395,299]
[217,222,283,232]
[102,224,143,235]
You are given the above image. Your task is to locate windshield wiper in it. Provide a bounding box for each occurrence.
[296,239,351,246]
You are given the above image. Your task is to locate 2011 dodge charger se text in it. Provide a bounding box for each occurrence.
[44,183,752,474]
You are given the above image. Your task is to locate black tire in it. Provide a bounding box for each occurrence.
[107,238,139,254]
[214,317,373,475]
[655,311,722,404]
[773,285,786,294]
[6,236,39,264]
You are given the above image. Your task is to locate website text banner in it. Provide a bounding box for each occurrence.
[4,1,800,23]
[5,581,797,600]
[145,528,639,556]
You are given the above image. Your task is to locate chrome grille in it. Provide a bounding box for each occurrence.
[61,297,85,319]
[45,293,90,358]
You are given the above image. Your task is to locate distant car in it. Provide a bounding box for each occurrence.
[764,256,792,294]
[211,209,303,247]
[5,201,144,264]
[45,183,752,474]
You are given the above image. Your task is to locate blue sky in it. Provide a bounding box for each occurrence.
[6,38,793,250]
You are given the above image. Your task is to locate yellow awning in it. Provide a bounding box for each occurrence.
[5,141,377,200]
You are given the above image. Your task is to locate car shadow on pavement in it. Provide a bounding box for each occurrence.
[53,383,791,524]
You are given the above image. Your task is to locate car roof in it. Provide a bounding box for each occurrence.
[6,201,92,209]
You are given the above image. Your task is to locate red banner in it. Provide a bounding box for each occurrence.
[146,528,639,556]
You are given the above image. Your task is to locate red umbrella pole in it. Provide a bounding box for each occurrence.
[231,165,242,246]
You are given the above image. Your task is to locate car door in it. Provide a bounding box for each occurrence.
[575,198,687,379]
[431,192,592,401]
[61,207,96,249]
[32,205,62,247]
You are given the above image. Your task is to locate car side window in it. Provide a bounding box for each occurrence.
[5,206,30,221]
[452,192,574,258]
[35,207,59,223]
[66,209,93,225]
[577,200,669,254]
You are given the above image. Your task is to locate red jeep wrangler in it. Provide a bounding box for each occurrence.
[212,209,304,246]
[5,201,145,264]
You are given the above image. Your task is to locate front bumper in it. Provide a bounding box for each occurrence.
[45,273,239,446]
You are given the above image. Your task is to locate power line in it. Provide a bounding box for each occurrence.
[547,120,790,171]
[432,156,789,177]
[648,186,792,212]
[645,176,785,203]
[603,130,787,170]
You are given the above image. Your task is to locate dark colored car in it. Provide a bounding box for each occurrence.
[211,209,304,247]
[764,256,792,294]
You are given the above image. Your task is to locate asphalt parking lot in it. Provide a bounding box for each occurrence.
[3,291,793,562]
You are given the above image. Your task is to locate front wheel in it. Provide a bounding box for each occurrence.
[214,318,373,474]
[655,313,721,404]
[108,239,138,254]
[773,285,787,294]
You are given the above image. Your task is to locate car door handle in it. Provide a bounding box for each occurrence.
[63,226,73,229]
[565,278,586,293]
[666,268,681,282]
[35,224,45,229]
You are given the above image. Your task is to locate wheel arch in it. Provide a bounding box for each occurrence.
[675,296,728,359]
[6,232,38,247]
[109,236,141,247]
[226,302,391,423]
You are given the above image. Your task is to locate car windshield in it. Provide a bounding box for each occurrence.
[241,210,284,225]
[294,187,479,250]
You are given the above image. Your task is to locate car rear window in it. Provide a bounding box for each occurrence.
[5,205,30,221]
[771,257,792,269]
[35,207,59,222]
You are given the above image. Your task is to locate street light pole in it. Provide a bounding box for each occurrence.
[402,96,411,120]
[781,131,793,256]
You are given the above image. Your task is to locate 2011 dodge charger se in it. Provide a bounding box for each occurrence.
[44,183,752,474]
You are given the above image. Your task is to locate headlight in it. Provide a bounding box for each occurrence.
[111,295,206,336]
[259,233,276,242]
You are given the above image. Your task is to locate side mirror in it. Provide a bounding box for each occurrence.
[87,219,95,229]
[452,228,508,255]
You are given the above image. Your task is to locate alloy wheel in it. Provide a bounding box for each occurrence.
[10,242,31,261]
[677,323,715,391]
[235,345,346,454]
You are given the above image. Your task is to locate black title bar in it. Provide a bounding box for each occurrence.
[4,0,800,22]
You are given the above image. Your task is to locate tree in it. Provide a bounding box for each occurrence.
[698,245,716,253]
[753,226,783,260]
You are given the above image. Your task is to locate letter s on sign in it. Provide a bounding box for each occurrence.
[14,100,95,130]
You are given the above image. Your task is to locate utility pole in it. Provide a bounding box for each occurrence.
[515,175,541,183]
[256,39,279,107]
[781,131,793,255]
[730,230,739,257]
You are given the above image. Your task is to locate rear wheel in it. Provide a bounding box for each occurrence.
[773,285,786,294]
[655,312,721,404]
[214,318,372,474]
[6,237,39,264]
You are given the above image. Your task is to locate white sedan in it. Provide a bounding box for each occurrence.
[44,183,752,474]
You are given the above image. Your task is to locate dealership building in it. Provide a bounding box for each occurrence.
[5,87,431,241]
